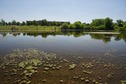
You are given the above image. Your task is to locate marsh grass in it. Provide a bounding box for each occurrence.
[0,25,60,31]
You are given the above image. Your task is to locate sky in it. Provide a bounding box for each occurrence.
[0,0,126,23]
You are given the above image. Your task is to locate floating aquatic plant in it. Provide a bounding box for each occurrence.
[19,61,26,68]
[107,74,113,79]
[0,48,58,84]
[83,70,93,75]
[82,63,93,69]
[121,80,126,84]
[69,64,77,70]
[26,66,34,70]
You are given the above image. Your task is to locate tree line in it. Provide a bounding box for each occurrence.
[61,17,126,31]
[0,19,70,26]
[0,17,126,30]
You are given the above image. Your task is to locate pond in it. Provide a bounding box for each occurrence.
[0,31,126,84]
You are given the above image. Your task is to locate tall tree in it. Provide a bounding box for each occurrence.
[8,22,12,25]
[74,21,82,29]
[104,17,113,30]
[116,19,123,27]
[1,19,6,25]
[61,23,69,29]
[41,19,47,26]
[26,21,32,26]
[16,22,21,26]
[22,21,26,25]
[91,19,104,26]
[0,22,2,25]
[33,20,38,26]
[12,20,17,25]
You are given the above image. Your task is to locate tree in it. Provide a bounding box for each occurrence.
[57,22,62,26]
[123,21,126,30]
[74,21,82,29]
[116,19,123,27]
[16,22,21,26]
[26,21,32,26]
[52,21,57,26]
[12,20,17,25]
[41,19,47,26]
[104,17,113,30]
[69,24,75,29]
[5,22,8,25]
[91,19,104,26]
[91,19,106,30]
[8,22,12,25]
[22,21,26,25]
[33,20,38,26]
[0,22,2,25]
[61,23,69,29]
[1,19,6,25]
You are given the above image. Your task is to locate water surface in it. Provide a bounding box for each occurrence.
[0,31,126,56]
[0,31,126,84]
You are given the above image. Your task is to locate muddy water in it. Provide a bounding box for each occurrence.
[0,31,126,84]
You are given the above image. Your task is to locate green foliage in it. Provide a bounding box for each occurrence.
[0,22,2,25]
[41,19,47,26]
[0,19,6,25]
[26,21,32,26]
[22,21,26,26]
[61,23,69,29]
[91,19,104,26]
[51,21,55,26]
[1,18,126,31]
[91,19,105,30]
[19,61,26,68]
[18,59,41,68]
[69,24,75,29]
[114,21,126,31]
[33,20,38,26]
[104,17,113,30]
[57,22,62,26]
[91,18,114,30]
[61,21,85,29]
[123,22,126,29]
[26,66,34,70]
[12,20,17,25]
[114,25,120,31]
[74,21,83,29]
[16,22,21,26]
[116,19,123,27]
[121,80,126,84]
[8,22,11,25]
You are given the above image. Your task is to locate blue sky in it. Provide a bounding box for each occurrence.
[0,0,126,23]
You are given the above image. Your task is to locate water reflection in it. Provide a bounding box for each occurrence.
[0,31,126,84]
[0,31,126,43]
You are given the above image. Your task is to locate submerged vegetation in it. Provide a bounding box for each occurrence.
[0,49,57,84]
[0,48,126,84]
[0,18,126,31]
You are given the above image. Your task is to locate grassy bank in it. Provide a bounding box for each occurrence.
[0,25,61,32]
